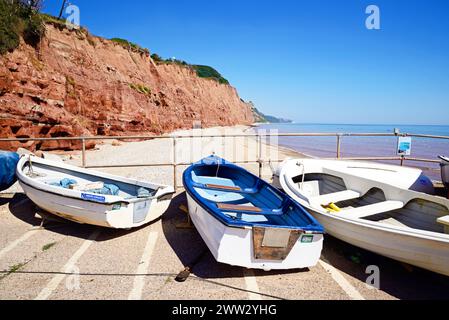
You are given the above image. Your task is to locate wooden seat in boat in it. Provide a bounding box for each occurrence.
[437,215,449,234]
[379,217,410,229]
[342,200,404,219]
[205,184,242,191]
[217,203,262,212]
[310,190,361,205]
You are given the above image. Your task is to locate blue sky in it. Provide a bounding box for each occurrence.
[42,0,449,125]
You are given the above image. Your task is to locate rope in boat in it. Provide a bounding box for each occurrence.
[296,161,306,190]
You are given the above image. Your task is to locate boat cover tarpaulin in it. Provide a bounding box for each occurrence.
[0,151,20,191]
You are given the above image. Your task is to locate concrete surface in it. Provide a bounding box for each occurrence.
[2,191,449,300]
[2,127,449,300]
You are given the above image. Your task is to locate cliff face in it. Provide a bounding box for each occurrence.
[0,24,254,151]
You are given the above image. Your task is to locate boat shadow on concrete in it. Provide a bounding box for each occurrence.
[6,193,154,242]
[0,194,15,207]
[162,192,309,280]
[165,193,449,298]
[322,235,449,300]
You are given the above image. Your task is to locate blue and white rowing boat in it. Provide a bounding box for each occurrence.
[183,155,324,270]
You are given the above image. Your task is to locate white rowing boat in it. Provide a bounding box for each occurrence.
[274,158,449,276]
[16,155,175,229]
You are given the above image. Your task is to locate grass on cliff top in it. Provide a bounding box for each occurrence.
[0,1,230,86]
[0,0,45,54]
[191,65,230,85]
[40,13,85,32]
[0,2,92,56]
[110,38,149,55]
[151,54,229,85]
[40,13,66,27]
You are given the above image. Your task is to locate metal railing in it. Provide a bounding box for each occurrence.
[2,131,448,188]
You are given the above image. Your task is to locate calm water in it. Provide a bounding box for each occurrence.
[256,123,449,180]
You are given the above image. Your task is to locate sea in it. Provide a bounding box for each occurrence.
[255,123,449,180]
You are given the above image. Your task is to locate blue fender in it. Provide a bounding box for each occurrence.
[0,151,20,191]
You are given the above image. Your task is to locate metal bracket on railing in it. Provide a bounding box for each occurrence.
[257,160,263,178]
[268,160,276,175]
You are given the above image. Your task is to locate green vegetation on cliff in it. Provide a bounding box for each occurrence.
[0,0,44,54]
[129,83,151,95]
[150,54,229,84]
[0,2,230,86]
[191,65,229,85]
[110,38,150,55]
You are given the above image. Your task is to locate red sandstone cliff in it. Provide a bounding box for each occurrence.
[0,24,254,151]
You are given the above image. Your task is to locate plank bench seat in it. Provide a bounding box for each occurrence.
[217,203,262,213]
[341,201,404,219]
[192,182,260,194]
[310,190,361,205]
[437,215,449,234]
[216,203,288,216]
[205,184,242,191]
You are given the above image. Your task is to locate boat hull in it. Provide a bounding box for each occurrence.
[20,181,172,228]
[186,194,323,270]
[309,208,449,276]
[274,159,449,277]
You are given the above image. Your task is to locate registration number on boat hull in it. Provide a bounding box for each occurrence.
[81,193,106,203]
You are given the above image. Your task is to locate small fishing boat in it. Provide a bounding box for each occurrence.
[0,151,19,192]
[183,155,324,270]
[17,155,175,229]
[274,158,449,276]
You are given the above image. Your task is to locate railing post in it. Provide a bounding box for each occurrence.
[400,155,405,166]
[173,137,177,189]
[81,138,86,168]
[258,134,262,178]
[336,134,341,159]
[222,134,225,158]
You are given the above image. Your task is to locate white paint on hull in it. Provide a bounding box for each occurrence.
[314,212,449,276]
[186,194,323,270]
[277,158,449,277]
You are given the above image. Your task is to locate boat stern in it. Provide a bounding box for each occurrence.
[215,225,324,270]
